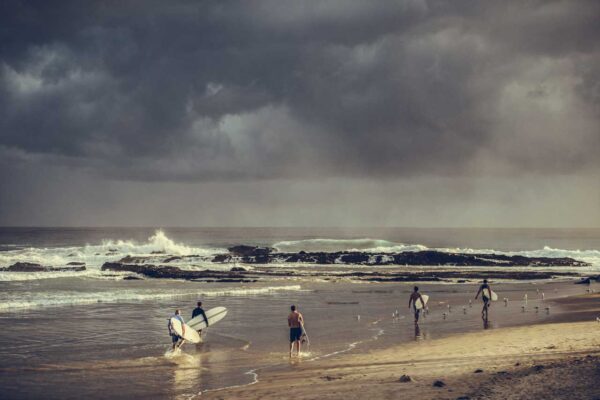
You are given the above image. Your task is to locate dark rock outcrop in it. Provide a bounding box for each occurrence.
[212,246,588,267]
[227,245,273,263]
[212,254,232,263]
[163,256,182,263]
[101,262,253,282]
[1,262,86,272]
[118,255,151,264]
[575,276,600,284]
[100,261,575,282]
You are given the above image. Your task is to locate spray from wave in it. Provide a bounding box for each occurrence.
[0,230,226,281]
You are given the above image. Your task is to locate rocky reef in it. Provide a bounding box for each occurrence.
[213,246,589,267]
[1,262,86,272]
[101,262,257,282]
[101,261,577,282]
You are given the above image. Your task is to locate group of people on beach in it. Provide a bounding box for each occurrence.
[167,280,493,355]
[409,280,493,324]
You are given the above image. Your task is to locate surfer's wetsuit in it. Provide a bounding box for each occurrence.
[480,283,490,304]
[192,307,209,327]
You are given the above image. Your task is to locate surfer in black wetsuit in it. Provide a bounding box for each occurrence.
[192,301,209,334]
[474,279,491,320]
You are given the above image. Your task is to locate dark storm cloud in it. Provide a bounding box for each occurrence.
[1,0,599,181]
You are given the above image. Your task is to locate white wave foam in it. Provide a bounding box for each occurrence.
[273,238,426,253]
[0,230,225,281]
[0,285,304,313]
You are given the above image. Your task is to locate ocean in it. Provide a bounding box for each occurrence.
[0,227,598,399]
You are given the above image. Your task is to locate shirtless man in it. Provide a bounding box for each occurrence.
[475,279,492,320]
[287,305,304,357]
[408,286,426,324]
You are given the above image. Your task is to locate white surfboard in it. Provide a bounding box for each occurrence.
[415,294,429,310]
[187,307,228,331]
[483,288,498,301]
[170,317,201,344]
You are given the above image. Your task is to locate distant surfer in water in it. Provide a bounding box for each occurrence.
[168,309,186,350]
[192,301,209,335]
[475,279,491,320]
[288,305,304,357]
[408,286,426,325]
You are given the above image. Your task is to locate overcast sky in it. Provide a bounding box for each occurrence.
[0,0,598,227]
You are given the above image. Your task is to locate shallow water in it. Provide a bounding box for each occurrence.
[0,279,594,399]
[1,227,598,398]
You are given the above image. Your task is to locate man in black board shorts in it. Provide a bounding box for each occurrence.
[288,305,304,357]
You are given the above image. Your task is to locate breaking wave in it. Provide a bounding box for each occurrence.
[0,285,304,313]
[0,230,226,281]
[273,238,599,266]
[273,238,428,253]
[1,232,598,283]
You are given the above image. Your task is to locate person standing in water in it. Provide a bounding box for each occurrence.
[192,301,209,335]
[168,309,186,350]
[408,286,426,325]
[475,279,492,320]
[288,305,304,357]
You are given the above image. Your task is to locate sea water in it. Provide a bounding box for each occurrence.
[0,227,598,399]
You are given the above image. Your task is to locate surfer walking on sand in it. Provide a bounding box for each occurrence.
[475,279,492,320]
[168,309,186,350]
[288,305,304,357]
[408,286,426,325]
[192,301,209,335]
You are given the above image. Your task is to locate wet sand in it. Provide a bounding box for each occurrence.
[201,292,600,400]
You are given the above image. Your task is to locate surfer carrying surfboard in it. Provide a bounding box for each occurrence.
[474,279,492,320]
[191,301,209,334]
[408,286,427,324]
[168,309,186,350]
[288,305,304,357]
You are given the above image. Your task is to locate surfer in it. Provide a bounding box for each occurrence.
[408,286,426,324]
[192,301,209,334]
[168,309,186,350]
[475,279,492,320]
[288,305,304,357]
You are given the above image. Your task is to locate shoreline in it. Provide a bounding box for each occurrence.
[200,293,600,400]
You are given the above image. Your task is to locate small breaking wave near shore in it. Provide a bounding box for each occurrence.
[0,284,304,313]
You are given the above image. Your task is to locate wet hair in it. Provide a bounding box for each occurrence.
[291,305,296,311]
[414,286,419,292]
[197,301,202,307]
[483,279,488,283]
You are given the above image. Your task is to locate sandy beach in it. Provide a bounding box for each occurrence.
[202,294,600,400]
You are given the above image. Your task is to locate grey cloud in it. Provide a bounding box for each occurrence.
[0,0,599,182]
